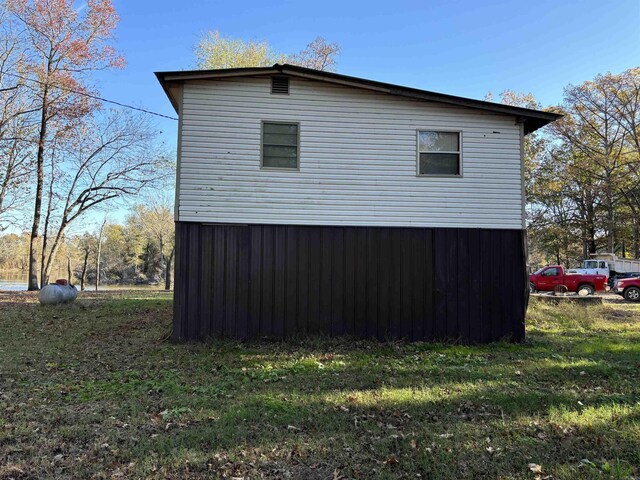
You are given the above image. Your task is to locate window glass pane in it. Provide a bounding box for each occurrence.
[264,123,298,135]
[263,132,297,146]
[419,131,459,152]
[264,145,297,158]
[262,122,298,169]
[263,156,297,168]
[419,153,460,175]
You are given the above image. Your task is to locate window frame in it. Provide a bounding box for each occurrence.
[260,120,301,171]
[416,129,463,178]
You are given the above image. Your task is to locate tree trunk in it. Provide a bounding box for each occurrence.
[80,249,89,291]
[164,246,174,290]
[67,255,72,284]
[40,157,56,287]
[27,73,50,291]
[634,218,640,259]
[95,219,106,291]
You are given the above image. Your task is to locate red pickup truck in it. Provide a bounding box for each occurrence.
[529,265,607,295]
[613,276,640,302]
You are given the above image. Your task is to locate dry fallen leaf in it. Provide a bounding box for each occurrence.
[385,455,399,465]
[528,463,543,473]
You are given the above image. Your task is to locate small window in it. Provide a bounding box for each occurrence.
[418,130,461,176]
[262,122,299,169]
[542,267,559,277]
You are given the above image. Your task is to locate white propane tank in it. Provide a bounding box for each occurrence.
[39,279,78,305]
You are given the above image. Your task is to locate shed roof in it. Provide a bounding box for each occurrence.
[156,63,561,134]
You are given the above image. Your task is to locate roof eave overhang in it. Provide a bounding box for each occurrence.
[155,64,562,133]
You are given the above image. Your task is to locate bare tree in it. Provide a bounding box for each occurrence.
[0,7,37,230]
[289,37,341,72]
[38,110,169,286]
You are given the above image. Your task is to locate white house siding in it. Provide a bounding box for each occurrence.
[178,76,524,229]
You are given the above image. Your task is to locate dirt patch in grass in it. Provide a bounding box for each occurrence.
[0,291,638,479]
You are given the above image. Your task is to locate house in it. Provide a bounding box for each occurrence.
[156,64,561,343]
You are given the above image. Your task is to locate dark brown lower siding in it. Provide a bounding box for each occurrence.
[173,222,528,343]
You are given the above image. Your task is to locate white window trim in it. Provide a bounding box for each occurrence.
[416,129,463,178]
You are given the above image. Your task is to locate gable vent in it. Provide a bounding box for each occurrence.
[271,76,290,95]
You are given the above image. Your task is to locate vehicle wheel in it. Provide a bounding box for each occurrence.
[529,282,536,294]
[578,284,595,296]
[624,286,640,302]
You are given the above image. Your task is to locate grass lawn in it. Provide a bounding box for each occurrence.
[0,291,638,479]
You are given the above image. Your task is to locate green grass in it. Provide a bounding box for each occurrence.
[0,291,638,479]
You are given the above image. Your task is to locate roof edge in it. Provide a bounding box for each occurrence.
[155,64,562,133]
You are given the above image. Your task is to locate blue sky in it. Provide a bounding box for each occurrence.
[84,0,639,227]
[95,0,640,145]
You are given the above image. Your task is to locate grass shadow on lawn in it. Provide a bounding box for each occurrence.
[0,292,638,479]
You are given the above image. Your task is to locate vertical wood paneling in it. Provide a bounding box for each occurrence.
[212,226,225,336]
[445,229,458,339]
[457,229,471,343]
[423,229,434,342]
[199,225,213,339]
[236,227,250,340]
[186,223,200,340]
[285,226,298,336]
[433,230,448,340]
[223,226,237,337]
[307,230,321,333]
[479,229,493,343]
[248,226,262,338]
[377,228,391,339]
[273,227,286,337]
[173,222,527,344]
[411,229,425,341]
[320,228,333,334]
[467,228,482,343]
[331,228,345,336]
[297,228,309,335]
[261,226,274,335]
[389,230,403,339]
[366,228,379,339]
[354,228,367,337]
[343,228,356,336]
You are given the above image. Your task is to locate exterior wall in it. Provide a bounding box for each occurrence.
[177,77,524,229]
[173,222,528,343]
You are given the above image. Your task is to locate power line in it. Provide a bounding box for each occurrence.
[1,70,178,121]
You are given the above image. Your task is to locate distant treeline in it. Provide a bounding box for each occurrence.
[0,202,174,290]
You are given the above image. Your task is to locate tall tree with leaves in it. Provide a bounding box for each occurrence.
[195,32,340,71]
[7,0,125,289]
[550,74,634,253]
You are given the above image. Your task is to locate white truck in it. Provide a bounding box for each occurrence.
[573,253,640,278]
